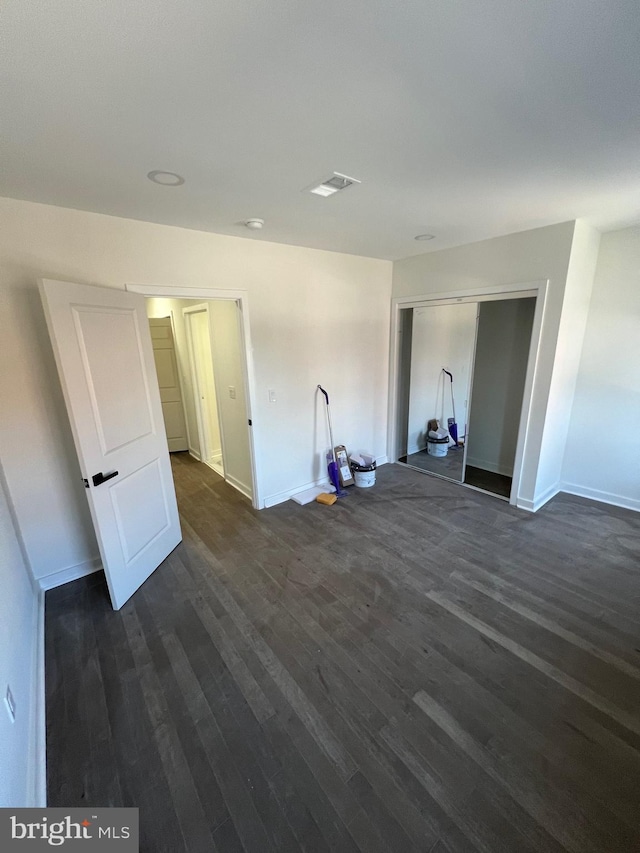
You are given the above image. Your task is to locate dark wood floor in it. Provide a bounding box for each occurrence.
[46,455,640,852]
[464,466,512,499]
[400,448,465,482]
[399,450,513,499]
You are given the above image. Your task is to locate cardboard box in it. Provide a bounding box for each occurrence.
[334,445,355,487]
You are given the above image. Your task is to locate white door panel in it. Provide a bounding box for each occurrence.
[153,348,176,387]
[75,305,154,453]
[149,317,189,452]
[208,301,253,498]
[162,401,189,441]
[39,280,182,610]
[184,307,224,471]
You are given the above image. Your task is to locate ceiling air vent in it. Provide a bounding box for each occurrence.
[306,172,361,197]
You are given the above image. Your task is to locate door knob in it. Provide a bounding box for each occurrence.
[92,470,119,487]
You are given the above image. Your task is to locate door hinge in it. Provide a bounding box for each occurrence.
[83,478,89,489]
[248,419,252,426]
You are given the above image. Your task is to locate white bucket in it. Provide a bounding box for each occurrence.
[427,438,449,457]
[354,468,376,488]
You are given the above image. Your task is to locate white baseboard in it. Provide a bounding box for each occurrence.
[265,457,389,509]
[559,482,640,513]
[26,590,46,806]
[265,475,333,509]
[517,482,560,513]
[515,498,534,512]
[37,556,102,591]
[225,473,253,501]
[204,458,224,476]
[188,448,201,461]
[35,591,46,806]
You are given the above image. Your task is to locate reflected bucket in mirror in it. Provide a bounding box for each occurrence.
[427,437,449,457]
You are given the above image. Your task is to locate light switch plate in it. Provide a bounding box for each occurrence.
[228,386,236,399]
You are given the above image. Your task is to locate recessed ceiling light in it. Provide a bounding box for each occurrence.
[306,172,361,197]
[147,170,185,186]
[244,218,264,230]
[414,234,435,241]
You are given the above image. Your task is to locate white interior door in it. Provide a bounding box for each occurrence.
[149,317,189,452]
[39,279,182,610]
[184,307,223,471]
[207,301,254,500]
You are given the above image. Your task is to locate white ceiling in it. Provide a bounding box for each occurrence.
[1,1,639,260]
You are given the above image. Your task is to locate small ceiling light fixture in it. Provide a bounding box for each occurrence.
[414,233,435,241]
[244,218,264,230]
[306,172,361,197]
[147,170,185,186]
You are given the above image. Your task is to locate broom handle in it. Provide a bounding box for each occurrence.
[317,385,336,458]
[442,369,456,423]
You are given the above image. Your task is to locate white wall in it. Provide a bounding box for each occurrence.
[562,225,640,510]
[209,301,252,496]
[0,197,391,583]
[535,220,601,499]
[466,298,536,476]
[407,303,477,454]
[393,222,576,508]
[0,461,42,807]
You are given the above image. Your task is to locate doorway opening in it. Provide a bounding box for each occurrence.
[389,282,545,506]
[463,297,536,497]
[183,304,225,478]
[40,277,261,611]
[144,293,256,506]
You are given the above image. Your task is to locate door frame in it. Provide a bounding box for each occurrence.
[182,303,225,475]
[388,280,548,508]
[127,284,261,509]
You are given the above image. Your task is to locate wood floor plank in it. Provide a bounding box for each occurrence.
[120,605,219,852]
[426,589,640,738]
[179,529,450,851]
[90,588,186,852]
[46,456,640,852]
[449,568,640,675]
[181,520,360,784]
[412,689,631,853]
